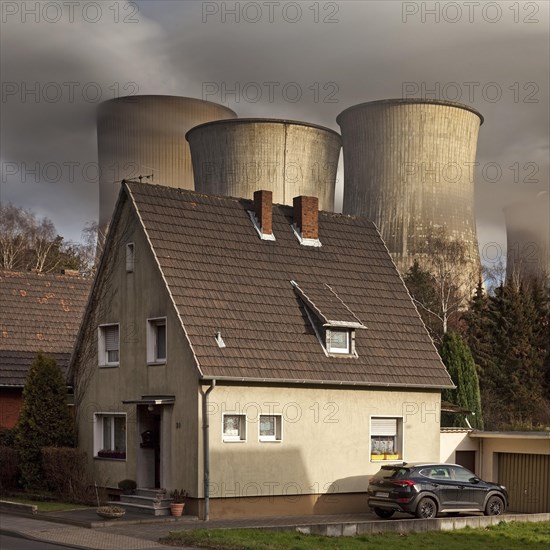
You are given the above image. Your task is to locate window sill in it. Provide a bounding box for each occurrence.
[94,456,126,461]
[259,439,282,443]
[99,364,119,368]
[223,438,246,443]
[147,360,166,366]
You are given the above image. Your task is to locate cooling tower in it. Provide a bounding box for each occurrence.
[185,119,341,211]
[337,99,483,279]
[97,95,237,228]
[505,193,550,283]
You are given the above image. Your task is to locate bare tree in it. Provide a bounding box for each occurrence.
[406,228,476,336]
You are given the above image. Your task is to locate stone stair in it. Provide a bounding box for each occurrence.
[112,488,172,516]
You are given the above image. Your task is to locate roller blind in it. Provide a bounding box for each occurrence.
[371,418,397,436]
[105,325,119,351]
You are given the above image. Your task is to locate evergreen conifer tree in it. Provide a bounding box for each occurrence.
[440,331,483,429]
[16,352,75,489]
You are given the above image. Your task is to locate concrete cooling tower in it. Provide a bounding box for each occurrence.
[185,119,341,211]
[337,99,483,280]
[505,193,550,283]
[97,95,237,229]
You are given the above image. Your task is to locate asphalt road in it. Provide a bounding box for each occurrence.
[0,533,81,550]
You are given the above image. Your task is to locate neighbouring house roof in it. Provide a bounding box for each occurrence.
[117,182,452,389]
[0,271,91,386]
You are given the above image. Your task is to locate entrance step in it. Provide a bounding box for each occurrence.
[113,488,173,516]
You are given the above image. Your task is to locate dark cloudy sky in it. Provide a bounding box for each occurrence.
[1,0,548,267]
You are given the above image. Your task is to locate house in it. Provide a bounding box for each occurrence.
[0,270,91,428]
[71,182,454,518]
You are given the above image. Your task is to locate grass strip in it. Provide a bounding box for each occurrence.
[162,520,550,549]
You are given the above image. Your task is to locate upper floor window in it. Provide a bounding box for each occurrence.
[98,324,119,367]
[326,328,351,354]
[126,243,135,272]
[147,318,166,364]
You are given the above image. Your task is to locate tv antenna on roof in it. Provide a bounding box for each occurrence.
[120,173,154,184]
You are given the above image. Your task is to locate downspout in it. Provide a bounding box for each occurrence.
[202,380,216,520]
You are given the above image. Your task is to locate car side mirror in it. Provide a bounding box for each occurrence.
[470,477,480,484]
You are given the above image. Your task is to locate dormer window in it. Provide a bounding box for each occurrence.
[291,280,365,357]
[327,328,351,354]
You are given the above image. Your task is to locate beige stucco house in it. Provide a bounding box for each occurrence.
[71,182,454,518]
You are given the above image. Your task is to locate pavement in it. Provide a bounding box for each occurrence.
[0,507,384,549]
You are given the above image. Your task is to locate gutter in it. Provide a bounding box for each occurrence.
[202,380,216,520]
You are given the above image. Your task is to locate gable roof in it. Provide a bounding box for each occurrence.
[123,182,452,389]
[0,271,91,386]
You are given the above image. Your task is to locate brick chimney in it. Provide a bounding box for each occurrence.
[253,190,273,236]
[293,196,319,240]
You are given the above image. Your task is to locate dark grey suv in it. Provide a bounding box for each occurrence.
[367,463,508,519]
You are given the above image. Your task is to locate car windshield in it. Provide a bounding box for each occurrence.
[371,467,410,481]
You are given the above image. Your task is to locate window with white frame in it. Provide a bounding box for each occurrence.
[126,243,135,272]
[259,414,282,442]
[98,324,120,366]
[222,414,246,442]
[327,328,351,354]
[370,417,403,460]
[94,413,126,459]
[147,318,167,363]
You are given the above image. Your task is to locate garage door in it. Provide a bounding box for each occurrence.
[498,453,550,513]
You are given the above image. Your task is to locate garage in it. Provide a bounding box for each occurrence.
[498,453,550,513]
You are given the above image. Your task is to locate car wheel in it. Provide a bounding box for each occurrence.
[373,508,395,519]
[415,497,437,519]
[484,495,505,516]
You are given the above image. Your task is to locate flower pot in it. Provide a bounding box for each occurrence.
[96,506,126,519]
[371,454,385,461]
[384,454,399,460]
[170,502,185,517]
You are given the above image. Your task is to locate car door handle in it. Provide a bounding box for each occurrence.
[431,483,439,487]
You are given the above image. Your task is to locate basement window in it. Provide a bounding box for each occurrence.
[223,414,246,442]
[98,324,120,367]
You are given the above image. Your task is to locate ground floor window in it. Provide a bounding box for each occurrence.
[94,413,126,459]
[259,414,282,442]
[370,417,403,461]
[223,413,246,442]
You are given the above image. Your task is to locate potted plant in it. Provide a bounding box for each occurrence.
[96,505,126,519]
[170,489,188,517]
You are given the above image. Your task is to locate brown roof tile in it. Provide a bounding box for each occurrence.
[125,183,452,389]
[0,271,91,385]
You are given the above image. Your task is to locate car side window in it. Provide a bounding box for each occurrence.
[419,467,451,480]
[452,466,476,482]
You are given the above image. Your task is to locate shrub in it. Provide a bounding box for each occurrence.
[41,447,91,502]
[16,353,75,489]
[0,446,20,490]
[117,479,137,494]
[0,428,17,447]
